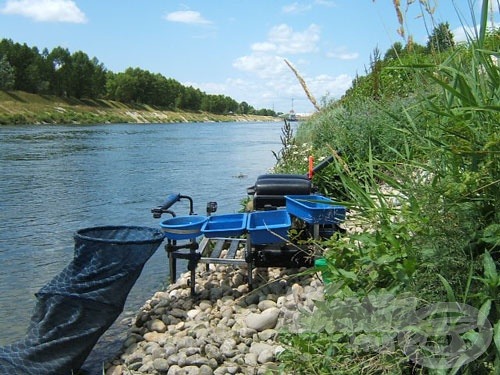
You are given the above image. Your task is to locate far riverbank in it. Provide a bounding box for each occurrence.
[0,90,282,125]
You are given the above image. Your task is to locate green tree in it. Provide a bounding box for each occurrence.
[0,55,15,90]
[427,22,455,53]
[384,41,403,61]
[238,101,251,114]
[67,51,96,98]
[176,85,202,111]
[47,46,71,96]
[0,39,44,92]
[156,74,183,109]
[89,57,107,98]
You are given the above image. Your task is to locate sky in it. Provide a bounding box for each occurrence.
[0,0,498,114]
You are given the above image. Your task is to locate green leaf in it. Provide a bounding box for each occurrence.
[437,274,456,302]
[483,251,498,285]
[478,299,492,327]
[337,268,357,281]
[481,224,500,246]
[494,321,500,357]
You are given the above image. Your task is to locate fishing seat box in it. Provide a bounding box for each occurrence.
[248,174,312,210]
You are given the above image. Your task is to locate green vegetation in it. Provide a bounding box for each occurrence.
[0,39,276,118]
[274,2,499,374]
[0,90,279,125]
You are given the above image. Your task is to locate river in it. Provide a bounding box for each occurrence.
[0,121,288,373]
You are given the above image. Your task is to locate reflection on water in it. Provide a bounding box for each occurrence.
[0,122,286,373]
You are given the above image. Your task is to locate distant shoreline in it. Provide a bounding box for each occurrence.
[0,90,282,126]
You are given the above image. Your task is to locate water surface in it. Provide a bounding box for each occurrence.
[0,121,286,372]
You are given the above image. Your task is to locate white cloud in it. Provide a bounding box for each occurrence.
[282,2,312,14]
[309,73,352,98]
[326,47,359,60]
[452,25,477,43]
[251,42,276,53]
[314,0,336,7]
[452,23,500,43]
[233,54,288,79]
[195,20,349,112]
[268,24,320,54]
[0,0,86,23]
[282,0,336,15]
[229,23,328,111]
[198,55,353,112]
[164,10,211,25]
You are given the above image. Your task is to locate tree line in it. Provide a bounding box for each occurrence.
[0,38,276,116]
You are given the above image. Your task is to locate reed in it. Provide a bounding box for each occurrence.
[277,1,499,373]
[284,58,321,112]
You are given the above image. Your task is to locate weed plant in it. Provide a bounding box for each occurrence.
[276,1,499,373]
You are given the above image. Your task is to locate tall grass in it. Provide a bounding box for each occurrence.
[277,1,499,373]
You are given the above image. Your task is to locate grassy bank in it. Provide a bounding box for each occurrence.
[0,90,280,125]
[272,4,499,373]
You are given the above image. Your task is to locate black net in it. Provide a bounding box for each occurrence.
[0,226,164,375]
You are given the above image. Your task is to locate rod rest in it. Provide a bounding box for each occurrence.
[151,193,194,218]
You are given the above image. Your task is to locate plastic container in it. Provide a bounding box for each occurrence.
[247,209,291,244]
[160,215,207,240]
[314,258,332,284]
[285,195,346,224]
[201,213,248,238]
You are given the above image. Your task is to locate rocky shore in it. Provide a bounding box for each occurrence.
[104,253,325,375]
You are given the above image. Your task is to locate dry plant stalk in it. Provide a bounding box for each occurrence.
[328,145,351,173]
[394,0,405,38]
[284,58,321,112]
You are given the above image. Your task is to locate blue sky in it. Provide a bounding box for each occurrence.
[0,0,498,113]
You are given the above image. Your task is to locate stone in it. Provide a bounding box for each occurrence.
[250,341,271,352]
[244,293,260,306]
[257,349,274,364]
[138,360,154,373]
[164,344,177,357]
[220,305,233,319]
[177,351,188,367]
[214,366,228,375]
[185,353,210,366]
[245,307,280,331]
[220,338,237,358]
[167,364,182,375]
[126,361,142,371]
[144,331,166,345]
[145,341,161,355]
[149,318,167,333]
[258,299,277,311]
[105,365,123,375]
[104,242,336,374]
[199,364,214,375]
[210,287,223,300]
[244,352,258,366]
[276,296,286,308]
[184,365,203,375]
[187,308,200,320]
[258,329,277,341]
[199,300,212,311]
[239,327,257,337]
[170,307,187,318]
[176,336,196,349]
[204,343,223,363]
[236,342,249,354]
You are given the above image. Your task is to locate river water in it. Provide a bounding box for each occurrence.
[0,121,288,373]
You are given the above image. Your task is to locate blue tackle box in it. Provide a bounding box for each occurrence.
[201,213,248,238]
[285,195,346,224]
[247,209,291,244]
